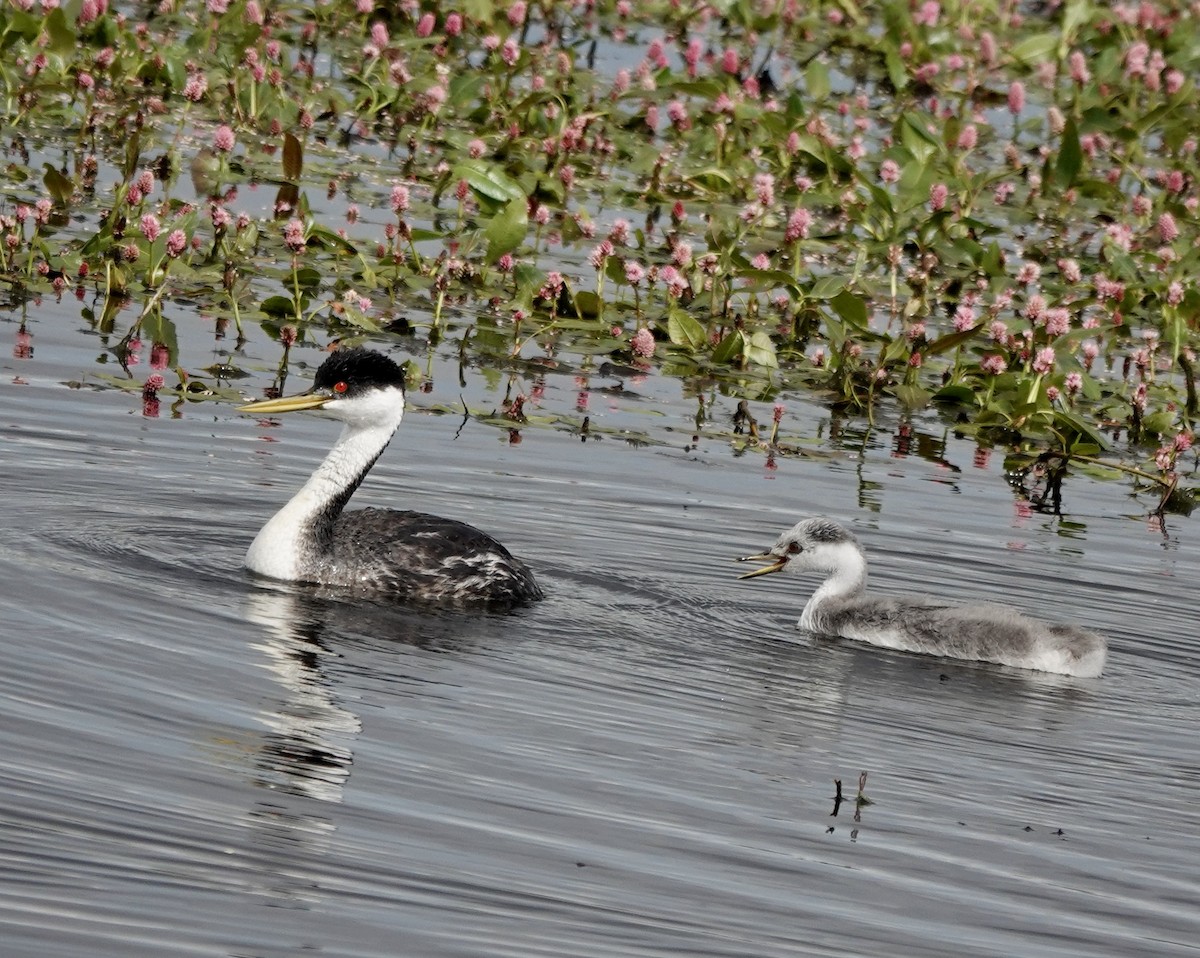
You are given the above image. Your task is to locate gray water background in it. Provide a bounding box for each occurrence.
[1,295,1197,958]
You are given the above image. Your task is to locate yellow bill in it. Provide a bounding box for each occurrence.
[736,552,787,579]
[237,391,332,414]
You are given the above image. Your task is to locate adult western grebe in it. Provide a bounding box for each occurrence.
[238,347,542,607]
[737,517,1107,677]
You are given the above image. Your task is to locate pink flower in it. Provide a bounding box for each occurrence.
[140,213,161,242]
[165,229,187,258]
[980,354,1007,375]
[283,218,305,252]
[1158,212,1179,243]
[445,12,462,35]
[1032,346,1056,374]
[415,12,434,37]
[953,305,976,331]
[785,207,812,242]
[1065,372,1083,395]
[1167,281,1184,306]
[1124,41,1149,78]
[980,32,997,66]
[880,159,900,184]
[1095,276,1125,302]
[667,99,689,130]
[501,38,519,66]
[1016,262,1040,285]
[588,240,613,269]
[659,265,687,298]
[1044,308,1070,336]
[1058,258,1082,283]
[507,0,526,25]
[751,253,771,270]
[630,327,655,358]
[624,261,645,285]
[956,124,977,151]
[390,184,410,214]
[213,124,235,152]
[1007,81,1025,114]
[929,182,948,211]
[1068,51,1090,85]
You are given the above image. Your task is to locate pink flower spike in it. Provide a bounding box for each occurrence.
[140,213,161,242]
[213,124,235,152]
[1158,212,1179,243]
[929,182,948,211]
[1007,81,1025,115]
[415,12,434,37]
[165,229,187,258]
[630,327,655,358]
[390,184,410,214]
[283,218,306,252]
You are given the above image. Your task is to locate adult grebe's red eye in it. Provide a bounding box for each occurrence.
[334,381,348,393]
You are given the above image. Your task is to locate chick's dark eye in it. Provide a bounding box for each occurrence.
[787,542,801,554]
[333,381,348,394]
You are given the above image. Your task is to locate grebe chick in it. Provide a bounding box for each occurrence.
[737,517,1106,678]
[238,348,542,607]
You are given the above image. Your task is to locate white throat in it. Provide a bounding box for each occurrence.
[245,390,404,581]
[798,541,868,631]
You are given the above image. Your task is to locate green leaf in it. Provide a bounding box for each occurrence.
[260,295,296,316]
[809,275,846,299]
[306,224,357,256]
[925,323,982,356]
[282,132,303,181]
[140,314,178,362]
[884,49,908,91]
[744,331,778,368]
[667,307,706,351]
[712,330,745,364]
[483,197,528,263]
[932,384,977,405]
[294,266,322,289]
[829,289,868,328]
[1009,33,1058,66]
[805,59,831,101]
[891,383,932,408]
[43,164,72,206]
[1055,117,1082,188]
[453,159,525,205]
[573,290,601,318]
[44,7,75,56]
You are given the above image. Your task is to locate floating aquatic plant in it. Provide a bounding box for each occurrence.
[0,0,1197,511]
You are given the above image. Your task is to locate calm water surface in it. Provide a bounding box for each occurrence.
[2,307,1198,958]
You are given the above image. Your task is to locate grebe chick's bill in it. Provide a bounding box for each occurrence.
[238,347,543,607]
[737,517,1107,678]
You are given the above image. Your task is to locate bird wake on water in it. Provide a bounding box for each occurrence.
[737,517,1106,678]
[237,348,542,608]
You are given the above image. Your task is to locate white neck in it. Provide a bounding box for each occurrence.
[246,395,403,580]
[798,542,868,631]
